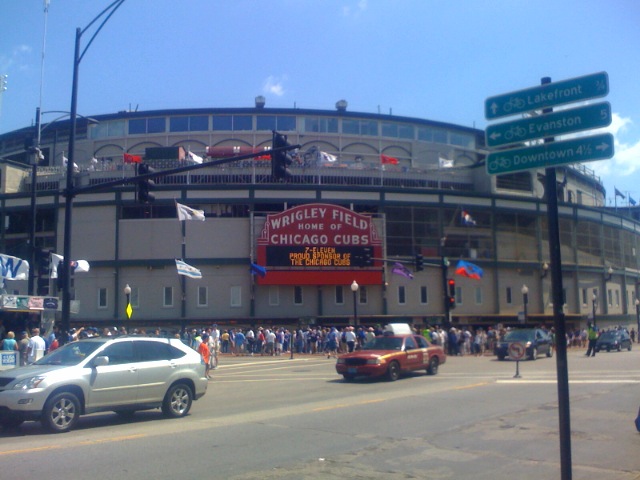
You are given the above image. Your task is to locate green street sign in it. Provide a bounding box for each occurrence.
[485,72,609,120]
[486,102,612,148]
[486,133,614,175]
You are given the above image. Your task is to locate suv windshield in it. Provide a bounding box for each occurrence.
[504,330,535,342]
[34,341,107,366]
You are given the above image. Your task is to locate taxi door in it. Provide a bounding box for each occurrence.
[403,336,423,370]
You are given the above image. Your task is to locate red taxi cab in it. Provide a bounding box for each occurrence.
[335,327,446,382]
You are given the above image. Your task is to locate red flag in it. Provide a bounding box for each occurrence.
[380,154,398,165]
[123,153,142,164]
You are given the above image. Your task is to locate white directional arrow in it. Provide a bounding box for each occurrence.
[490,132,501,140]
[490,102,498,115]
[596,141,611,152]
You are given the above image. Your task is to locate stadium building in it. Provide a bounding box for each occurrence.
[1,99,639,333]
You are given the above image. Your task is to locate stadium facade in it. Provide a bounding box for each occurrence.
[1,100,639,333]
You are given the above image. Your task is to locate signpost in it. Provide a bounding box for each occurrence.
[485,72,613,480]
[485,71,609,120]
[508,342,525,378]
[486,102,612,148]
[486,132,614,175]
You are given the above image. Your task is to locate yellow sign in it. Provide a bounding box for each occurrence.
[126,302,133,320]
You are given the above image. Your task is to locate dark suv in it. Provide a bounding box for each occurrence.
[595,330,632,352]
[0,336,208,433]
[494,328,553,361]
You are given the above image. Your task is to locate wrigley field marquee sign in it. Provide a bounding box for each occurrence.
[256,204,383,285]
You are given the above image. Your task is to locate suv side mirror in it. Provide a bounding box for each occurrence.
[93,356,109,367]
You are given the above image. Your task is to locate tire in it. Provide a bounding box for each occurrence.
[546,347,553,358]
[162,383,193,418]
[617,344,622,352]
[386,361,400,382]
[41,392,80,433]
[529,347,538,361]
[426,357,439,376]
[628,343,632,352]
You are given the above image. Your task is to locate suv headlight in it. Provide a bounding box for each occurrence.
[13,376,46,390]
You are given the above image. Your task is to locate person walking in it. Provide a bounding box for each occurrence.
[198,333,212,379]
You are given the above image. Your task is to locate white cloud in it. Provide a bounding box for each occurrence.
[262,75,287,97]
[0,44,32,71]
[591,112,640,178]
[342,0,368,17]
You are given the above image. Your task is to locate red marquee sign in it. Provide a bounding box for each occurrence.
[256,204,383,285]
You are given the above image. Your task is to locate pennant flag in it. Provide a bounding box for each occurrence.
[439,157,454,168]
[176,202,205,221]
[380,154,399,165]
[62,156,79,172]
[615,187,625,199]
[250,262,267,278]
[455,260,484,280]
[123,153,143,164]
[319,151,338,164]
[0,253,29,281]
[50,253,90,278]
[175,259,202,279]
[391,262,414,279]
[630,196,637,206]
[188,151,203,164]
[461,210,476,226]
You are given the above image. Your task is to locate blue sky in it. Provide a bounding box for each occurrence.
[1,0,639,202]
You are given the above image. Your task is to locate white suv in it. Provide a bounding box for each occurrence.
[0,336,208,433]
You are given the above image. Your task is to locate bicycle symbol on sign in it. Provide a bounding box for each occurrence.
[504,125,527,141]
[489,156,511,172]
[502,96,526,113]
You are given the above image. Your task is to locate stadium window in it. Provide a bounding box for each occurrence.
[212,115,233,131]
[398,285,406,305]
[294,286,303,305]
[163,286,173,307]
[335,285,344,305]
[230,286,242,307]
[197,286,208,307]
[420,286,428,304]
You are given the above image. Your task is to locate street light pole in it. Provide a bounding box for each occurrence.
[635,299,639,343]
[351,280,359,326]
[60,1,126,341]
[124,284,132,321]
[521,284,529,324]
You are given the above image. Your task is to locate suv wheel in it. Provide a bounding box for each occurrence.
[162,383,193,418]
[42,392,80,433]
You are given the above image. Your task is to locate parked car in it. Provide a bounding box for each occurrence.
[0,336,208,433]
[494,328,553,361]
[595,330,632,352]
[335,332,446,382]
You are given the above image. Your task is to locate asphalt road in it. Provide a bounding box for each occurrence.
[1,347,639,480]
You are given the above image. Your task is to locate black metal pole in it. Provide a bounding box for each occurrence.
[542,75,572,480]
[60,27,81,343]
[28,107,41,296]
[636,301,640,342]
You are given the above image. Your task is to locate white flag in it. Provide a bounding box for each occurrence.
[62,156,79,172]
[175,259,202,279]
[188,151,203,164]
[176,202,205,221]
[50,253,90,278]
[0,253,29,281]
[439,157,454,168]
[319,151,337,164]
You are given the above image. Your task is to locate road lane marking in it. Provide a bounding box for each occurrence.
[497,379,640,384]
[0,434,146,456]
[312,398,386,412]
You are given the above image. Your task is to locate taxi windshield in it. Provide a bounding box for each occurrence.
[363,337,403,351]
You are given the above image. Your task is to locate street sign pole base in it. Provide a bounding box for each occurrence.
[514,360,521,378]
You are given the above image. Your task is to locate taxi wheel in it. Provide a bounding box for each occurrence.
[386,361,400,381]
[426,357,439,375]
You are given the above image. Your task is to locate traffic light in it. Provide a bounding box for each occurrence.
[137,163,156,203]
[35,248,50,295]
[447,278,456,310]
[362,247,373,266]
[271,131,293,179]
[415,253,424,272]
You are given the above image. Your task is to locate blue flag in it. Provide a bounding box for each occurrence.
[629,196,637,206]
[250,263,267,278]
[615,187,625,199]
[454,260,484,280]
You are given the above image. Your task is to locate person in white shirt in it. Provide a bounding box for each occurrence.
[27,328,47,364]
